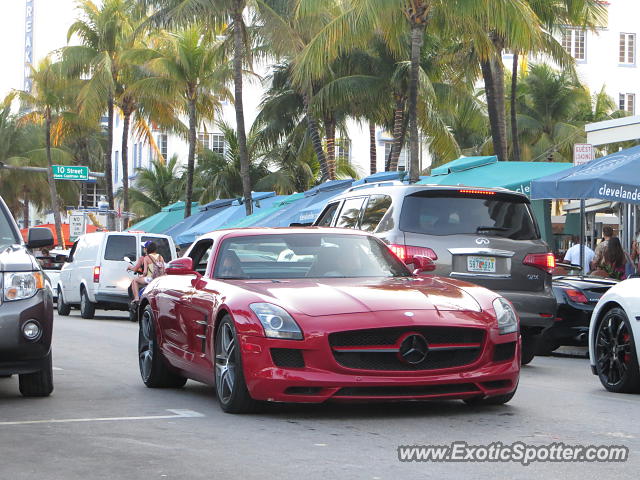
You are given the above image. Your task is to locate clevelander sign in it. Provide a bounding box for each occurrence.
[598,183,640,202]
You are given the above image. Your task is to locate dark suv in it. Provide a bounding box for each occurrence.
[0,195,55,396]
[314,183,557,364]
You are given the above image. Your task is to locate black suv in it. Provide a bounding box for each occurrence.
[314,183,557,365]
[0,195,55,396]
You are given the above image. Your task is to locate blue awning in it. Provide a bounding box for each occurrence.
[531,145,640,204]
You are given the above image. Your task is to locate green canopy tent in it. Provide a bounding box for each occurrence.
[418,156,573,245]
[127,201,199,234]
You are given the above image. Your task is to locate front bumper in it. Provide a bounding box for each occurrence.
[0,289,53,375]
[237,311,520,404]
[497,289,556,330]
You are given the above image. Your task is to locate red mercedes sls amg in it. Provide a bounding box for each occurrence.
[138,228,520,413]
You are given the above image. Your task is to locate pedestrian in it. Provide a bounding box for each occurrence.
[563,235,595,274]
[130,241,166,301]
[590,225,614,270]
[592,237,630,280]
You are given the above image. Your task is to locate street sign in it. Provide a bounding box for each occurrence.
[573,144,594,166]
[52,165,89,180]
[69,214,86,240]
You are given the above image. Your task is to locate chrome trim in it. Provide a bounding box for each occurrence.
[195,320,208,326]
[451,272,512,279]
[429,345,480,351]
[448,248,515,258]
[333,347,398,353]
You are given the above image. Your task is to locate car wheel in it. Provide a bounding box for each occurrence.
[80,288,96,319]
[138,305,186,388]
[57,288,71,316]
[595,307,640,393]
[464,388,517,406]
[19,352,53,397]
[521,333,537,365]
[535,333,560,356]
[215,315,259,414]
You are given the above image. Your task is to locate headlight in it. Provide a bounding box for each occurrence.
[250,303,303,340]
[4,272,44,301]
[493,297,518,334]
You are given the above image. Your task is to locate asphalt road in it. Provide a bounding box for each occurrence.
[1,310,639,480]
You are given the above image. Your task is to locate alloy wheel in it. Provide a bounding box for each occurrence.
[596,312,632,387]
[139,309,154,382]
[215,322,237,404]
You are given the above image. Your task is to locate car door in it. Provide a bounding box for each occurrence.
[59,241,77,300]
[156,239,214,365]
[100,234,137,298]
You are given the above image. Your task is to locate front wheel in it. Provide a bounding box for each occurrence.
[595,307,640,393]
[19,352,53,397]
[80,288,95,319]
[57,288,71,316]
[215,316,259,413]
[521,333,538,365]
[139,305,186,388]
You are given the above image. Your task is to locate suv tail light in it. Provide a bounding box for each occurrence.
[564,288,588,304]
[523,253,555,274]
[93,266,101,283]
[388,244,438,264]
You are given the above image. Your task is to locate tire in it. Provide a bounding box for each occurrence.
[535,335,560,357]
[80,287,95,319]
[595,307,640,393]
[138,305,187,388]
[57,288,71,316]
[215,315,259,413]
[19,352,54,397]
[521,333,537,365]
[464,388,517,406]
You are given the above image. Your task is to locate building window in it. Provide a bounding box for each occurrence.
[336,138,351,162]
[620,33,636,64]
[158,134,168,161]
[384,141,408,171]
[619,93,636,114]
[198,132,226,154]
[562,29,586,60]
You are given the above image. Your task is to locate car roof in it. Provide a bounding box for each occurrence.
[192,226,378,243]
[330,183,528,200]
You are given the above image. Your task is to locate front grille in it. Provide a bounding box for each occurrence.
[492,342,516,363]
[335,383,480,397]
[270,348,305,368]
[329,327,484,371]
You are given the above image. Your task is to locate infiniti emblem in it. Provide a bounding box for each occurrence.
[398,333,429,365]
[475,237,490,245]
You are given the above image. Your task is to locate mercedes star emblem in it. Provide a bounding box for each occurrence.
[398,333,429,365]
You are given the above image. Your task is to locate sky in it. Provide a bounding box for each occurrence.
[0,0,78,99]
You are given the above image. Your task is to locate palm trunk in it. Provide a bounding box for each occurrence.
[481,38,508,162]
[407,22,425,183]
[22,186,29,228]
[121,109,131,226]
[387,95,405,171]
[45,113,64,248]
[510,52,521,162]
[303,92,330,181]
[369,122,377,174]
[185,98,197,218]
[324,115,336,179]
[105,97,115,230]
[232,2,253,216]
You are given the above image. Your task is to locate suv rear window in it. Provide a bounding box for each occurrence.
[142,236,172,262]
[400,191,539,240]
[104,235,137,261]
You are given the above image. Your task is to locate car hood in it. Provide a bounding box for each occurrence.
[232,276,482,316]
[0,244,37,272]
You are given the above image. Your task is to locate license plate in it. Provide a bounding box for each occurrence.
[467,256,496,273]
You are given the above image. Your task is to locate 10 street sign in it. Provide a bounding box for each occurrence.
[52,165,89,180]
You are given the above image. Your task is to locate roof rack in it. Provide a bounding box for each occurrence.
[347,180,405,192]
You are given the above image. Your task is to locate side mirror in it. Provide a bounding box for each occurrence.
[27,227,54,249]
[166,257,197,276]
[412,255,436,273]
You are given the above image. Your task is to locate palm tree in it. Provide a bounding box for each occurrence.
[295,0,539,181]
[194,121,269,202]
[126,27,231,218]
[17,59,77,248]
[125,155,183,220]
[62,0,135,227]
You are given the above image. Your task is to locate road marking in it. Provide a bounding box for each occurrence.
[52,367,64,371]
[0,409,204,426]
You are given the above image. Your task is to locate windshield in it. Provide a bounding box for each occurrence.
[0,204,20,248]
[400,191,540,240]
[214,233,411,279]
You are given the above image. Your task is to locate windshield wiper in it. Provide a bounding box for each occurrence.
[476,226,509,233]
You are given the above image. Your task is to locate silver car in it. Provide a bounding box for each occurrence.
[313,183,557,365]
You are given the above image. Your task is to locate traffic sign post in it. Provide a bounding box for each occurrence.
[52,165,89,180]
[69,213,86,240]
